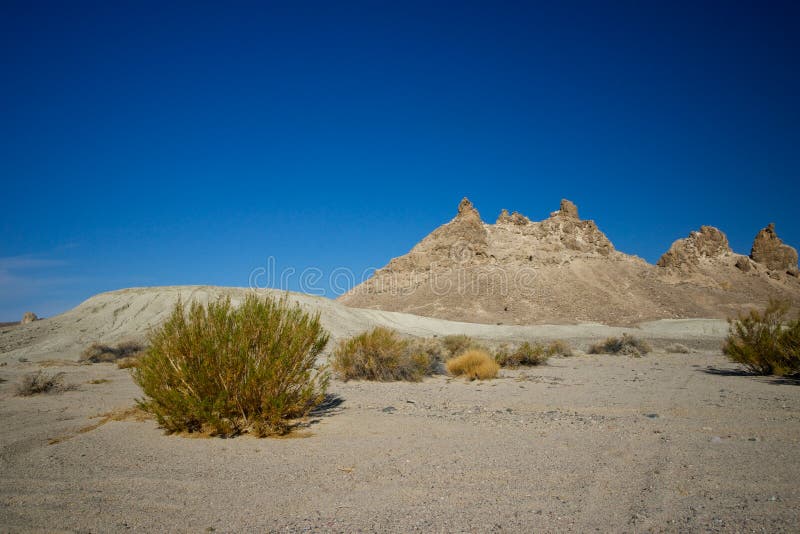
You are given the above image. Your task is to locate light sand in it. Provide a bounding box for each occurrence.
[1,287,798,532]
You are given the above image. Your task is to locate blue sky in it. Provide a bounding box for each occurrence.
[1,1,799,320]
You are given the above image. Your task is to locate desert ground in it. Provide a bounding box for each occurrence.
[1,287,798,532]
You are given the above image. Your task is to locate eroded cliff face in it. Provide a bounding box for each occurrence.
[339,198,800,325]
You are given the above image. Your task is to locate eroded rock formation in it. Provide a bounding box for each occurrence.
[339,198,800,325]
[750,223,799,274]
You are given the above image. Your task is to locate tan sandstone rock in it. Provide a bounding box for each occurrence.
[21,312,38,324]
[750,223,799,273]
[657,226,731,269]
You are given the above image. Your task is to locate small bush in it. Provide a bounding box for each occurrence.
[133,295,330,437]
[548,339,574,357]
[408,337,446,372]
[116,357,141,369]
[665,343,690,354]
[81,340,145,364]
[495,340,574,368]
[16,371,75,396]
[332,327,435,381]
[446,349,500,380]
[723,300,800,376]
[495,342,549,368]
[589,334,651,357]
[442,335,484,357]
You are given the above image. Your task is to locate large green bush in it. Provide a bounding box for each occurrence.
[133,294,330,437]
[723,300,800,376]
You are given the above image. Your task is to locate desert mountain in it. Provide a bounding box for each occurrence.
[339,199,800,325]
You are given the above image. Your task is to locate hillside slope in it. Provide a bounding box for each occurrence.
[0,286,727,361]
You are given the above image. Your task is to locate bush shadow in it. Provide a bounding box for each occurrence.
[700,366,800,385]
[302,394,345,427]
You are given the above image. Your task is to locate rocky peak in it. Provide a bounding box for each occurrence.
[560,199,579,219]
[657,226,732,269]
[456,197,481,221]
[496,209,530,226]
[550,199,580,219]
[750,223,799,273]
[20,312,38,324]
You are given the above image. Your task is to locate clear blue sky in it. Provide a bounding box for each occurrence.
[1,1,799,320]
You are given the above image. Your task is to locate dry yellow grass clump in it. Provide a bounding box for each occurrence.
[446,349,499,380]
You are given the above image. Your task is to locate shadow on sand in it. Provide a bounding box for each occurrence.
[701,366,800,386]
[302,394,345,427]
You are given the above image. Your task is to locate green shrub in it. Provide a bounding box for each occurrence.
[332,327,435,381]
[133,295,330,437]
[446,349,500,380]
[81,340,145,363]
[589,334,651,357]
[723,300,800,376]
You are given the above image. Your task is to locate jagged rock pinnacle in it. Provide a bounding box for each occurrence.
[496,209,530,225]
[560,199,579,219]
[751,223,799,273]
[657,226,731,269]
[456,197,482,222]
[550,199,579,219]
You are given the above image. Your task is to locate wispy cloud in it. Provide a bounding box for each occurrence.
[0,252,82,319]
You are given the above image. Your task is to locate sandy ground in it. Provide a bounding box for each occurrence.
[1,287,799,532]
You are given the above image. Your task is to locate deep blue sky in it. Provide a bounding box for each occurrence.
[1,1,799,319]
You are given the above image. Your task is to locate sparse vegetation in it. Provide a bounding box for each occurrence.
[722,300,800,376]
[16,371,76,396]
[495,340,574,368]
[548,339,574,357]
[80,340,145,364]
[116,356,141,369]
[446,349,500,380]
[133,295,330,437]
[442,334,484,357]
[665,343,691,354]
[332,327,436,381]
[589,334,651,357]
[495,342,550,367]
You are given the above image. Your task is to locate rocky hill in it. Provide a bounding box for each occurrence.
[338,198,800,325]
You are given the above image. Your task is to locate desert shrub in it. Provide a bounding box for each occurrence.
[408,337,446,372]
[81,340,145,364]
[547,339,574,357]
[116,356,141,369]
[442,334,484,357]
[16,371,75,396]
[446,349,500,380]
[723,300,800,376]
[589,334,651,357]
[665,343,690,354]
[495,340,574,368]
[495,342,550,367]
[133,295,330,437]
[332,327,435,381]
